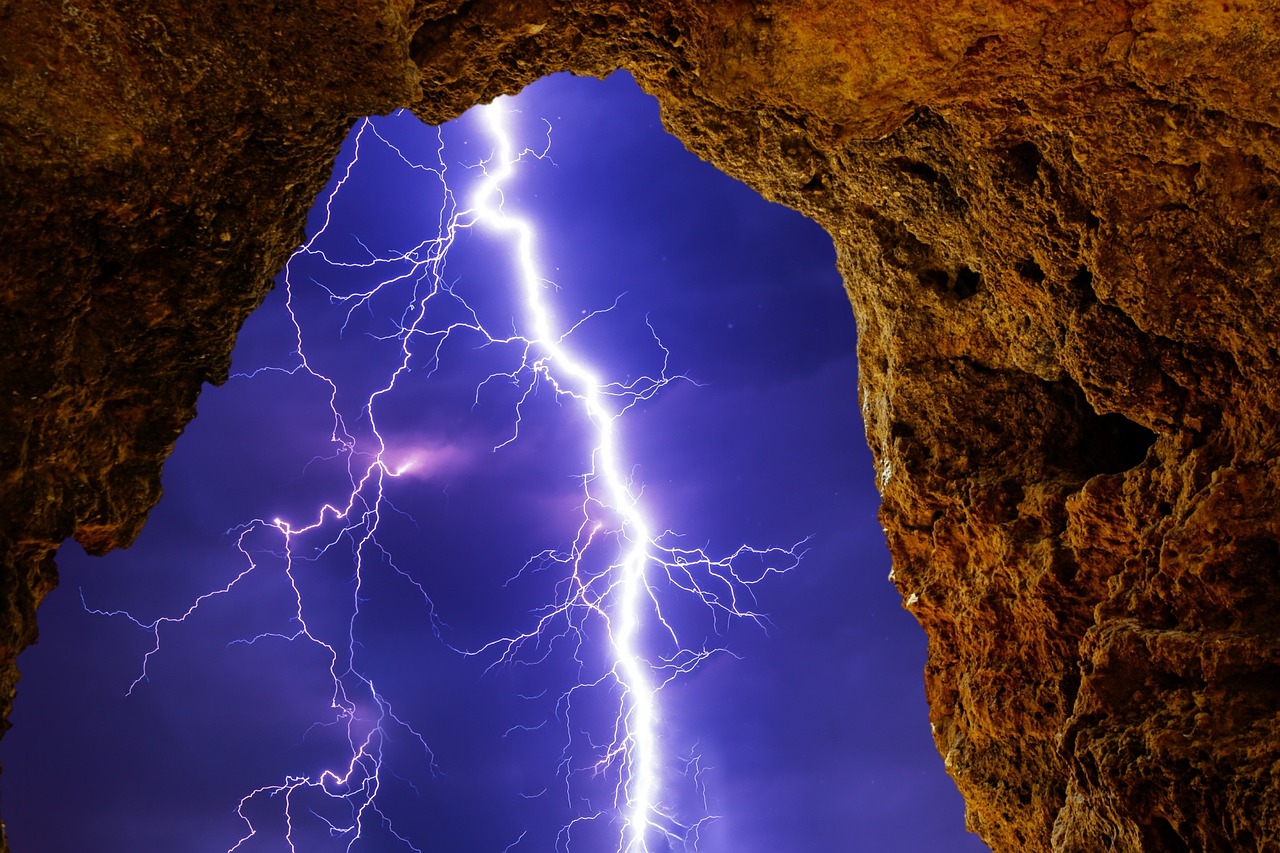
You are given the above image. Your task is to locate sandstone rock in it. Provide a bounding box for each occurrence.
[2,2,1278,850]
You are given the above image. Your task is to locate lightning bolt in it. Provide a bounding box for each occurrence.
[84,90,803,852]
[463,102,804,852]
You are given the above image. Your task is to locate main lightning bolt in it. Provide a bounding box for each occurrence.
[84,90,802,852]
[462,103,803,852]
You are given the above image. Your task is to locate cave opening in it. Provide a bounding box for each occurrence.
[1,72,984,852]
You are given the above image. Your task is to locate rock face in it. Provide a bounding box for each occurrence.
[2,2,1278,850]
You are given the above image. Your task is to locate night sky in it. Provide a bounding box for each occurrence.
[3,72,988,852]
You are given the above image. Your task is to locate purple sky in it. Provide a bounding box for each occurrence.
[2,72,989,852]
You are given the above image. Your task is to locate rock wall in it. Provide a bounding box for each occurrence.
[3,1,1278,850]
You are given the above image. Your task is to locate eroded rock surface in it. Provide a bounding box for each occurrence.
[2,2,1278,850]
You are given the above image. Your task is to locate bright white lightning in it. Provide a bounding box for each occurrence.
[84,90,803,852]
[469,101,663,849]
[464,99,804,853]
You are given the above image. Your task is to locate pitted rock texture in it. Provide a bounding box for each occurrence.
[3,2,1278,851]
